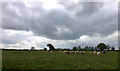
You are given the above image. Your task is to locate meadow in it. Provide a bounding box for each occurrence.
[2,50,119,69]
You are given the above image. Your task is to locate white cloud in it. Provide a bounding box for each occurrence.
[1,30,118,50]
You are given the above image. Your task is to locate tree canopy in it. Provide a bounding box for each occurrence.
[73,46,77,51]
[97,43,107,51]
[111,47,115,51]
[47,44,55,51]
[44,48,47,51]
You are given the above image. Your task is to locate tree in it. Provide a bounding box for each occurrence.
[91,47,94,51]
[47,44,55,51]
[85,46,89,50]
[78,46,81,51]
[97,43,107,51]
[73,46,77,51]
[111,47,115,51]
[107,44,111,51]
[108,48,110,51]
[95,47,97,51]
[107,44,110,48]
[88,46,93,51]
[44,48,47,51]
[119,47,120,50]
[31,46,35,50]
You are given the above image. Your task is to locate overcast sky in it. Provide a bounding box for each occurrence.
[1,1,118,50]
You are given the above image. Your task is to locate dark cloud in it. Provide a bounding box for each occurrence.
[2,2,29,30]
[58,2,104,16]
[76,2,103,16]
[2,2,118,40]
[29,9,75,39]
[119,3,120,47]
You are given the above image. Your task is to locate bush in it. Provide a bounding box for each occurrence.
[44,48,47,51]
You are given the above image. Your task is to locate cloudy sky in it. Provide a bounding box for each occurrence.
[1,0,118,50]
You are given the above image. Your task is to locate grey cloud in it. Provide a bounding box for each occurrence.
[2,2,118,40]
[2,2,44,31]
[1,29,32,44]
[76,2,103,16]
[118,2,120,34]
[58,2,103,16]
[29,9,75,39]
[2,2,29,30]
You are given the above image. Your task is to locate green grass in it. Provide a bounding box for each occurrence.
[2,50,118,69]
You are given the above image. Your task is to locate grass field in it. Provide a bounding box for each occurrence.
[2,50,119,69]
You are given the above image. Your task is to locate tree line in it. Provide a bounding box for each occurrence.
[72,43,116,51]
[36,43,117,51]
[2,43,119,51]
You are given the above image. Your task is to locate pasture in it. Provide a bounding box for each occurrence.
[2,50,119,69]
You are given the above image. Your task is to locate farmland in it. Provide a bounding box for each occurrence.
[2,50,119,69]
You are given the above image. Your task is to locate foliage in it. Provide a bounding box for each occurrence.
[111,47,115,51]
[72,46,82,51]
[97,43,107,51]
[91,47,94,51]
[94,47,97,51]
[31,46,35,50]
[107,44,112,51]
[44,48,47,51]
[85,46,89,50]
[73,46,77,51]
[47,44,55,51]
[78,46,81,50]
